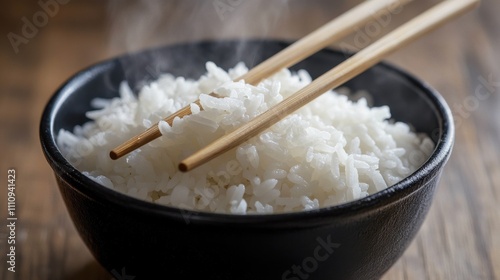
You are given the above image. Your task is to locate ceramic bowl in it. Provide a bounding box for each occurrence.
[40,40,454,280]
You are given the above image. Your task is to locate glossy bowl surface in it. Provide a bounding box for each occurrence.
[40,40,454,280]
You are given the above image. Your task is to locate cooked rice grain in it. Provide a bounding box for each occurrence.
[58,62,434,214]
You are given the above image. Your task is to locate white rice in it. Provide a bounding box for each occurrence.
[57,62,435,214]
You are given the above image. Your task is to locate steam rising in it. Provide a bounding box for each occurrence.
[107,0,291,51]
[106,0,291,87]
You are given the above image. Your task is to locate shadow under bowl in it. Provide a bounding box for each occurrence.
[40,40,454,280]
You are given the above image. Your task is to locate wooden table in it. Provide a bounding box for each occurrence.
[1,0,498,279]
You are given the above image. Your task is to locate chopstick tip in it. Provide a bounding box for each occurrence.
[178,162,189,173]
[109,150,119,160]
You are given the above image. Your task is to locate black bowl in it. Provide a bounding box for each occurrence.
[40,40,454,280]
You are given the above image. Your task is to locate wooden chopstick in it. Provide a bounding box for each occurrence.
[179,0,479,172]
[109,0,413,160]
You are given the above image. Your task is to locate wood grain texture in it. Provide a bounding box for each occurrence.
[0,0,498,279]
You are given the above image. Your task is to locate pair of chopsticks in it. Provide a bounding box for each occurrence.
[110,0,414,160]
[110,0,479,172]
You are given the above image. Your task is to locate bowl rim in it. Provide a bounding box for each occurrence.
[40,39,454,227]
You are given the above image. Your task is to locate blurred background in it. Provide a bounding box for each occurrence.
[0,0,499,279]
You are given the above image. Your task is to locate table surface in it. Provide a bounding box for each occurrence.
[1,0,499,279]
